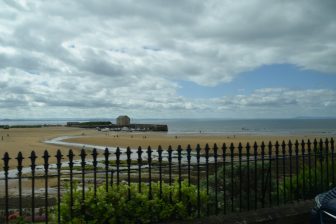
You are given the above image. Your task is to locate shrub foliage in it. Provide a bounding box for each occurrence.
[57,181,207,223]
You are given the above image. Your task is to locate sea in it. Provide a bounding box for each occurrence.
[1,118,336,136]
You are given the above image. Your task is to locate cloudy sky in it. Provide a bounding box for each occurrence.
[0,0,336,119]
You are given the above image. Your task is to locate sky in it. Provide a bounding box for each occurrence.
[0,0,336,119]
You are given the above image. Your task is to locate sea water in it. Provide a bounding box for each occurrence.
[136,118,336,135]
[1,118,336,135]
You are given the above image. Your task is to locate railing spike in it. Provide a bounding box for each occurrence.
[158,145,163,198]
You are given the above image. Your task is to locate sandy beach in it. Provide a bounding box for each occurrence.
[0,126,334,168]
[0,127,98,168]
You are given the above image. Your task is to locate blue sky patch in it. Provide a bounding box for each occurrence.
[177,64,336,99]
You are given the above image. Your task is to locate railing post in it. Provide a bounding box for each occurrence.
[137,146,142,193]
[55,150,63,224]
[307,140,312,196]
[126,147,132,200]
[43,150,50,223]
[158,145,163,199]
[246,143,251,211]
[268,141,273,207]
[301,140,306,199]
[16,152,24,217]
[313,139,318,194]
[281,141,286,204]
[30,151,37,223]
[254,142,258,209]
[187,145,192,187]
[275,141,280,206]
[205,143,210,216]
[213,143,218,215]
[177,145,182,202]
[147,146,153,200]
[295,140,299,201]
[80,148,86,216]
[68,149,74,219]
[168,145,173,203]
[196,144,201,218]
[319,139,324,192]
[115,147,121,186]
[288,140,293,202]
[230,143,234,212]
[222,143,227,214]
[238,142,243,212]
[2,152,10,224]
[187,144,192,216]
[104,148,110,192]
[325,138,330,189]
[261,142,265,208]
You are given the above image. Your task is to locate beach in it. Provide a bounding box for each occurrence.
[0,127,97,168]
[0,126,334,168]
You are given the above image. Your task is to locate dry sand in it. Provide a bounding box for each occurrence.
[0,127,334,168]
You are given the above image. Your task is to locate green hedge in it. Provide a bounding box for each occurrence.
[55,181,207,223]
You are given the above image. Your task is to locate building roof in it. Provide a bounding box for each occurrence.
[117,115,130,119]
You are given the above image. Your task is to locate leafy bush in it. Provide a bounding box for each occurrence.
[204,155,336,212]
[56,181,207,223]
[280,156,336,202]
[204,161,275,212]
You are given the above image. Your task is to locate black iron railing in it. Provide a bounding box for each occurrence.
[0,138,335,223]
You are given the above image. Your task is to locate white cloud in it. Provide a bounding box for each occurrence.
[212,88,336,118]
[0,0,335,118]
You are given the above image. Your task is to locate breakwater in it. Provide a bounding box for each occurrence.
[113,123,168,132]
[66,121,168,132]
